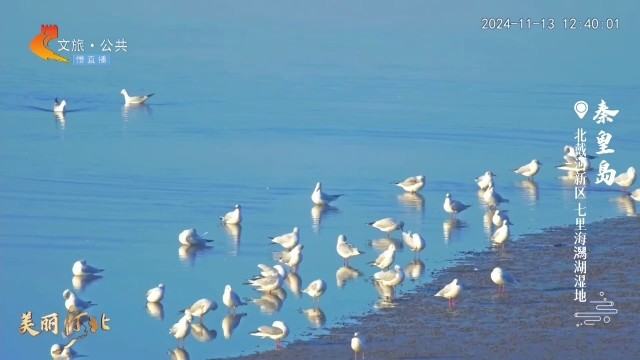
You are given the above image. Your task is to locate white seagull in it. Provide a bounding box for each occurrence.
[120,89,154,105]
[491,267,518,293]
[367,243,396,270]
[402,231,425,259]
[351,332,367,360]
[275,244,304,273]
[169,313,193,347]
[50,343,77,358]
[223,285,246,314]
[483,184,509,209]
[492,209,513,227]
[72,259,104,276]
[564,145,597,160]
[179,298,217,324]
[244,274,284,294]
[268,227,299,250]
[365,218,404,238]
[252,264,288,280]
[336,234,365,266]
[434,278,463,308]
[311,182,343,205]
[492,219,510,250]
[443,193,472,218]
[302,279,327,309]
[513,159,542,180]
[556,155,591,172]
[146,283,165,303]
[374,264,405,299]
[250,321,289,349]
[178,229,213,246]
[628,189,640,202]
[219,204,242,225]
[391,175,425,193]
[614,167,637,191]
[53,98,67,113]
[475,171,496,190]
[63,289,96,312]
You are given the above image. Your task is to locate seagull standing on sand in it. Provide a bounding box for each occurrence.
[219,204,242,225]
[513,159,542,180]
[492,219,510,250]
[336,235,365,266]
[223,285,246,314]
[443,193,471,218]
[179,299,217,324]
[250,321,289,349]
[63,289,96,312]
[365,218,404,238]
[391,175,425,193]
[72,259,104,276]
[268,227,299,250]
[178,229,214,246]
[146,284,165,303]
[614,167,637,192]
[491,267,518,293]
[434,278,463,308]
[311,182,343,205]
[402,232,425,259]
[53,98,66,113]
[367,243,396,270]
[628,189,640,202]
[492,209,513,227]
[120,89,154,105]
[169,313,193,347]
[276,244,304,273]
[374,264,405,300]
[351,332,367,360]
[483,184,509,210]
[302,279,327,309]
[475,171,496,190]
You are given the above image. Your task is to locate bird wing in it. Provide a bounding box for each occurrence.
[400,177,418,186]
[257,325,283,336]
[435,284,452,296]
[146,289,152,297]
[402,232,413,247]
[257,264,276,276]
[374,218,393,228]
[503,271,518,283]
[450,200,464,211]
[515,164,532,174]
[373,252,386,265]
[374,270,396,282]
[83,264,102,273]
[305,281,319,292]
[614,172,629,183]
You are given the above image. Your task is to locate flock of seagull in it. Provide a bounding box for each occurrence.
[53,89,154,114]
[49,144,638,360]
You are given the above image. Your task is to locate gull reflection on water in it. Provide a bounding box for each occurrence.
[121,104,152,121]
[72,275,102,292]
[168,348,189,360]
[560,171,590,187]
[373,281,396,309]
[178,245,213,267]
[404,259,425,281]
[285,272,302,298]
[483,209,496,237]
[368,238,403,252]
[222,224,242,256]
[311,205,340,233]
[191,323,217,343]
[302,308,326,328]
[146,302,164,320]
[221,313,247,339]
[336,266,363,288]
[397,193,425,215]
[613,195,636,217]
[251,292,284,315]
[443,219,467,242]
[54,113,66,135]
[516,180,539,203]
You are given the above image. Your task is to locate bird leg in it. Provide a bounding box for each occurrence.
[362,351,365,360]
[354,351,357,360]
[387,232,390,238]
[200,315,204,324]
[233,307,237,315]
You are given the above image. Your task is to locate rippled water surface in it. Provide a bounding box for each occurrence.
[1,1,639,359]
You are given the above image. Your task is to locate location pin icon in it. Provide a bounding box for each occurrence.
[574,101,588,119]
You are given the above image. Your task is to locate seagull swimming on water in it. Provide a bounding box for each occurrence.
[146,283,165,303]
[120,89,154,105]
[628,189,640,202]
[220,204,242,225]
[178,229,214,246]
[72,259,104,276]
[311,182,343,205]
[53,98,66,113]
[391,175,425,193]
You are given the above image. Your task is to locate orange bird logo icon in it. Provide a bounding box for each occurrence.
[30,25,70,63]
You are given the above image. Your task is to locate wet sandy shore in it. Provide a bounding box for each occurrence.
[227,216,640,360]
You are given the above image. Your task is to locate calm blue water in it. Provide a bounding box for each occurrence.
[2,1,639,359]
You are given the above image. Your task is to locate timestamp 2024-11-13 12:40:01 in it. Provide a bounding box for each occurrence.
[481,18,619,30]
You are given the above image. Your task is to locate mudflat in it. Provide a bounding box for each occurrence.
[228,216,640,360]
